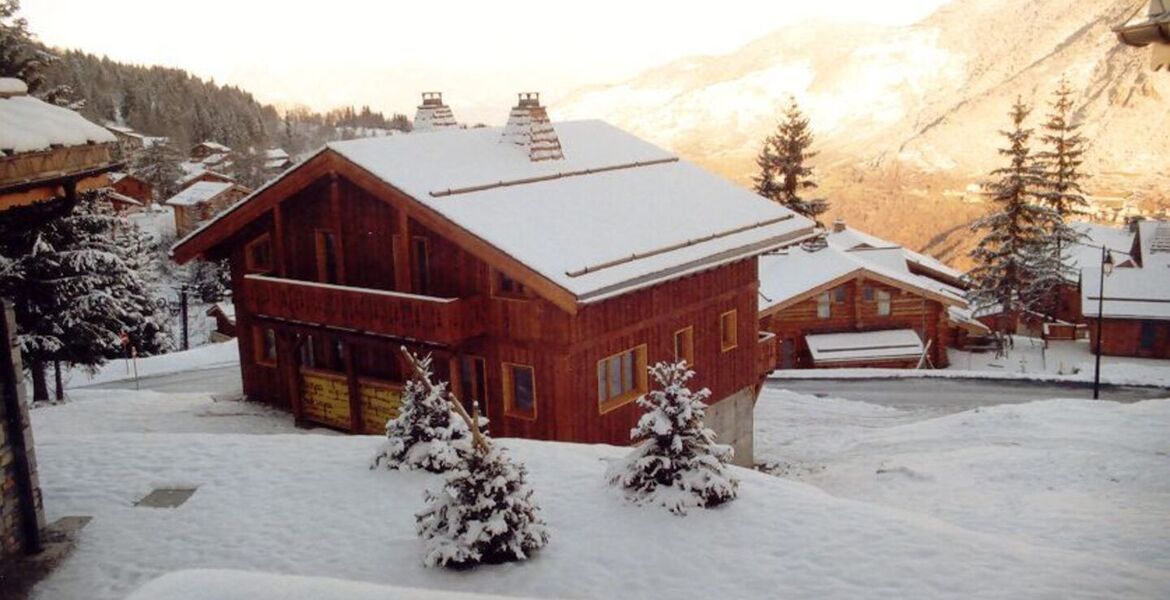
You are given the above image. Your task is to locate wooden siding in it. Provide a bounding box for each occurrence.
[1086,318,1170,359]
[760,276,949,369]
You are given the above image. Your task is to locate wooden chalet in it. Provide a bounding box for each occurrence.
[0,78,120,211]
[190,141,232,162]
[206,301,237,342]
[171,94,816,464]
[758,221,980,370]
[110,172,154,204]
[165,181,252,237]
[177,169,236,193]
[1082,220,1170,358]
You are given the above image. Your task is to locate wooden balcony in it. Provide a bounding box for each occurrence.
[757,331,779,379]
[241,275,485,345]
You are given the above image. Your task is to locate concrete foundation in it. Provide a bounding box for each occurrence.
[705,386,755,467]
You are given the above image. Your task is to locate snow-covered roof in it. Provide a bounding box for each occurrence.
[166,181,235,207]
[1081,220,1170,321]
[207,301,236,323]
[758,226,966,313]
[805,329,924,365]
[107,191,143,206]
[196,141,231,152]
[0,78,117,155]
[321,120,816,302]
[264,148,289,160]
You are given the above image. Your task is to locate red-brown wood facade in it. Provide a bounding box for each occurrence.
[172,185,251,237]
[174,151,765,445]
[759,276,952,369]
[1085,317,1170,359]
[112,174,154,204]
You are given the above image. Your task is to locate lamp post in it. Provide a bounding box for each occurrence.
[1092,246,1114,400]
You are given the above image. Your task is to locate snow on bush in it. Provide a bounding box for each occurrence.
[607,361,738,515]
[371,350,471,473]
[416,438,549,568]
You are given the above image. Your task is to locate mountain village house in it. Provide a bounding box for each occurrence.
[176,169,235,193]
[165,180,252,237]
[757,221,983,369]
[172,93,816,465]
[0,77,121,566]
[1082,220,1170,358]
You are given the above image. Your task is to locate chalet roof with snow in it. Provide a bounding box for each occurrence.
[805,329,926,365]
[173,119,817,305]
[758,225,968,315]
[1082,220,1170,321]
[165,181,236,207]
[0,79,116,156]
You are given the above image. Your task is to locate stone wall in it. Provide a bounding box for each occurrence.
[705,386,756,467]
[1,301,43,560]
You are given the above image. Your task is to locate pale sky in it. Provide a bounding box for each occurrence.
[21,0,950,124]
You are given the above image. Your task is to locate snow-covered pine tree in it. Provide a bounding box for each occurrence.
[606,361,738,516]
[132,139,185,200]
[404,349,549,568]
[753,96,828,223]
[372,349,473,473]
[968,97,1057,335]
[1034,77,1089,319]
[228,148,268,190]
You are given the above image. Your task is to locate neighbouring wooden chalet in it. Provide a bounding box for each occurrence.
[206,301,237,342]
[171,93,816,464]
[758,221,983,370]
[1082,220,1170,358]
[264,148,293,172]
[0,77,120,565]
[177,169,236,193]
[110,172,154,204]
[165,180,252,237]
[190,140,232,162]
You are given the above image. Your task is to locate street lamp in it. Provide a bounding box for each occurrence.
[1092,247,1114,399]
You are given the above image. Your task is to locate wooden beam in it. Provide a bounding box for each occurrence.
[343,340,362,433]
[328,172,347,285]
[393,209,411,293]
[273,204,287,277]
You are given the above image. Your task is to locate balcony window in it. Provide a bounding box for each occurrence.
[245,234,273,273]
[253,327,276,367]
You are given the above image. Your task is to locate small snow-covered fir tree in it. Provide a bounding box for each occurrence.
[607,361,738,515]
[372,349,472,473]
[753,96,828,223]
[968,97,1058,335]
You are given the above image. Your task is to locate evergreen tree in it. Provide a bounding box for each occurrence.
[228,148,268,189]
[606,361,738,516]
[372,350,473,473]
[968,97,1057,333]
[753,96,828,223]
[0,0,50,93]
[132,139,185,201]
[0,195,170,401]
[1034,77,1089,318]
[182,259,230,303]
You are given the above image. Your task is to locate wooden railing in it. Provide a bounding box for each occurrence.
[757,331,779,379]
[241,275,485,345]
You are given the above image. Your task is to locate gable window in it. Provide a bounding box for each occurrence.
[503,363,536,419]
[817,293,831,319]
[833,286,847,303]
[411,236,430,295]
[673,326,694,367]
[720,310,738,351]
[254,327,276,367]
[494,270,528,298]
[245,234,273,273]
[876,290,892,316]
[315,229,338,283]
[862,286,874,302]
[597,345,647,412]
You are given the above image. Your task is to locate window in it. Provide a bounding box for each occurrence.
[503,363,536,419]
[862,286,874,302]
[597,345,647,412]
[300,335,317,369]
[817,293,831,319]
[459,356,488,418]
[245,234,273,273]
[315,229,338,283]
[833,286,847,303]
[1140,322,1157,350]
[494,270,528,298]
[411,236,430,294]
[254,327,276,367]
[877,290,892,316]
[720,310,738,351]
[673,326,694,366]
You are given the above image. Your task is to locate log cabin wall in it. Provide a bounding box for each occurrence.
[760,277,950,368]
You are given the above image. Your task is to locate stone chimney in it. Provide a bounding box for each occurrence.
[501,92,564,161]
[413,92,458,133]
[832,218,847,233]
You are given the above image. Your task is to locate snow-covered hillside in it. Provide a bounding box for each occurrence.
[558,0,1169,185]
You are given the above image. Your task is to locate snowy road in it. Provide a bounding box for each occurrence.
[767,377,1167,413]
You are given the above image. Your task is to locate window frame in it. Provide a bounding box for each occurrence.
[673,326,695,367]
[492,269,529,300]
[411,235,430,295]
[720,309,738,352]
[314,228,338,284]
[502,362,537,420]
[833,286,847,304]
[876,289,892,316]
[816,293,831,319]
[244,233,273,274]
[596,344,648,414]
[459,355,489,418]
[253,326,277,367]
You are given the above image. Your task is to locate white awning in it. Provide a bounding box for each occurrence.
[806,329,924,365]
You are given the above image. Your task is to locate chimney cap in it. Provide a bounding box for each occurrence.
[420,92,445,107]
[832,218,847,233]
[516,92,541,107]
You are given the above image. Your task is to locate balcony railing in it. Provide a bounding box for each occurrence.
[241,275,485,345]
[757,331,779,379]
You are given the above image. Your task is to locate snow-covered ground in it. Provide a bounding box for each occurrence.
[28,386,1170,599]
[60,340,238,390]
[772,335,1170,388]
